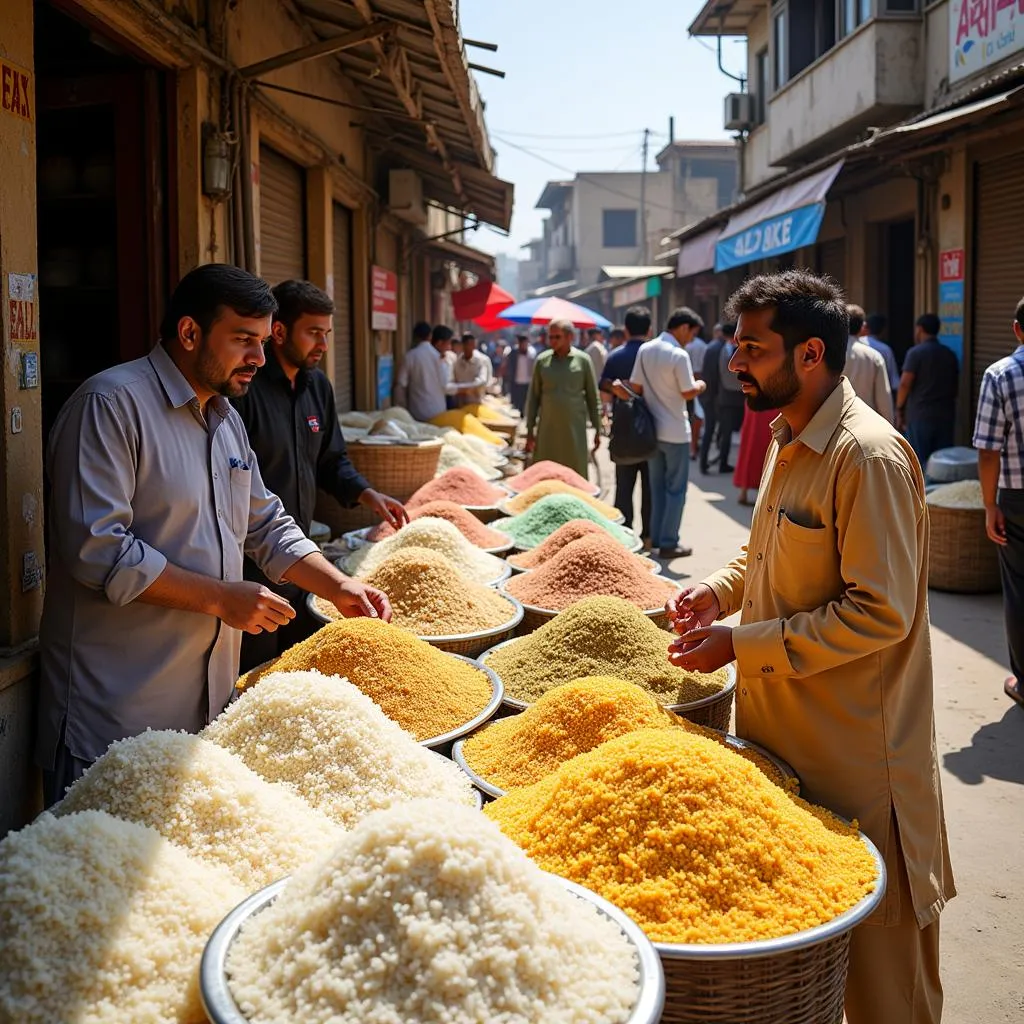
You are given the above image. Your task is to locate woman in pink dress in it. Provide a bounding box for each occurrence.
[733,408,775,506]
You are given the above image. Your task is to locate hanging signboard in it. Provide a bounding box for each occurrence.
[950,0,1024,84]
[938,248,965,365]
[371,266,398,331]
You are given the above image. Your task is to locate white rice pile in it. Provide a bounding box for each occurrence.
[437,440,503,480]
[203,671,477,829]
[443,429,505,470]
[227,800,639,1024]
[926,478,984,509]
[55,730,342,890]
[342,517,507,584]
[0,810,245,1024]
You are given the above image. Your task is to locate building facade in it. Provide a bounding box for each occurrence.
[0,0,510,834]
[665,0,1024,436]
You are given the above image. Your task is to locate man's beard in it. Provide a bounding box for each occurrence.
[196,342,258,398]
[738,350,800,411]
[281,334,323,371]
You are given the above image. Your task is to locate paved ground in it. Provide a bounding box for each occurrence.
[591,445,1023,1024]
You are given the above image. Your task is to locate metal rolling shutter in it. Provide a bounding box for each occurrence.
[259,146,305,286]
[971,152,1024,412]
[817,239,846,288]
[332,202,355,412]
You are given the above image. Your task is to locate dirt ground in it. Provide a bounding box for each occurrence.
[592,447,1024,1024]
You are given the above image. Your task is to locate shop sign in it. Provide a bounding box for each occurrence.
[938,248,965,365]
[377,353,394,409]
[0,58,32,122]
[7,273,37,343]
[371,266,398,331]
[715,202,827,272]
[951,0,1024,84]
[612,276,662,309]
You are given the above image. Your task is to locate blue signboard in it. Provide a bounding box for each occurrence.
[715,201,828,272]
[377,353,394,409]
[938,280,964,365]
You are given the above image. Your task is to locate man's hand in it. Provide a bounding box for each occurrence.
[895,410,905,432]
[986,504,1008,546]
[668,625,735,673]
[525,436,536,454]
[666,584,721,634]
[610,379,634,401]
[359,488,409,530]
[696,380,707,394]
[215,581,296,635]
[328,578,393,621]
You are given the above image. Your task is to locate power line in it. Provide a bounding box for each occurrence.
[504,140,647,154]
[494,128,667,140]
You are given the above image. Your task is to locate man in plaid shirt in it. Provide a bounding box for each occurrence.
[973,296,1024,709]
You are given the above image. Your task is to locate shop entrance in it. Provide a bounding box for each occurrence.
[882,219,916,368]
[33,1,173,441]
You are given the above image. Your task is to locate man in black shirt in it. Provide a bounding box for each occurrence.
[896,312,960,469]
[232,279,407,670]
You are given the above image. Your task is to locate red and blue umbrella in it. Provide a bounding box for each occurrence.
[451,280,516,329]
[497,296,612,330]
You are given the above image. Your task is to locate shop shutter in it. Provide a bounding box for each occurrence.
[971,152,1024,412]
[258,145,306,286]
[816,239,846,288]
[332,202,355,412]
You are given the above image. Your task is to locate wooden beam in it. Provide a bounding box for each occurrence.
[238,20,396,79]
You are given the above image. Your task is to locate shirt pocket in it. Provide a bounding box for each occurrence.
[769,512,839,612]
[229,467,252,538]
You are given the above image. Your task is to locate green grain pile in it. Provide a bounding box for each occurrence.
[495,495,635,549]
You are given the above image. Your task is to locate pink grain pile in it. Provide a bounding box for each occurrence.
[367,500,511,548]
[408,468,508,508]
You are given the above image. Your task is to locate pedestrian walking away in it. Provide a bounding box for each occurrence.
[601,306,655,542]
[865,312,901,393]
[844,304,893,421]
[396,324,453,422]
[584,327,609,381]
[613,307,706,559]
[667,269,954,1024]
[37,265,392,809]
[897,313,960,469]
[699,323,728,474]
[973,295,1024,710]
[685,329,708,460]
[713,328,746,473]
[231,279,408,672]
[525,318,602,478]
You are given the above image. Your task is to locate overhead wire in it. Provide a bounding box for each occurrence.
[494,128,667,140]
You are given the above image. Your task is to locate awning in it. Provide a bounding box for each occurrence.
[714,160,844,272]
[677,228,720,278]
[425,238,495,276]
[873,87,1021,140]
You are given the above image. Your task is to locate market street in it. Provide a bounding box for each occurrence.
[598,448,1024,1024]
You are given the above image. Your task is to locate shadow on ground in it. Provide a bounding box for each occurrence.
[928,589,1007,667]
[943,705,1024,786]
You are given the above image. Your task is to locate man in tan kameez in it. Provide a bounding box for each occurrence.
[668,270,954,1024]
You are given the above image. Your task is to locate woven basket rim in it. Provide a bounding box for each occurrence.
[478,639,736,713]
[451,729,798,802]
[349,437,445,449]
[199,873,664,1024]
[497,580,681,618]
[306,592,524,646]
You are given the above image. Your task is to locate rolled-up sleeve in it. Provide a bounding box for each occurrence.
[244,452,319,583]
[48,394,168,606]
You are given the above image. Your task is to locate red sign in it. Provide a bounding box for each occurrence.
[371,266,398,331]
[939,248,965,282]
[8,299,36,341]
[1,59,32,122]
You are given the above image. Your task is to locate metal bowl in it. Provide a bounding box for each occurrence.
[496,496,626,527]
[451,725,797,801]
[338,521,514,556]
[507,477,602,498]
[491,518,644,555]
[507,551,660,575]
[437,748,484,811]
[419,654,504,752]
[200,874,664,1024]
[478,639,735,717]
[334,552,512,589]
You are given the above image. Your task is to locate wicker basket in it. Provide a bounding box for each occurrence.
[314,440,443,534]
[479,639,737,724]
[306,592,523,659]
[200,874,665,1024]
[654,832,886,1024]
[927,503,1001,593]
[451,728,797,802]
[498,580,681,635]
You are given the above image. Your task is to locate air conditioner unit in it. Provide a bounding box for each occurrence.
[388,169,427,225]
[724,93,756,132]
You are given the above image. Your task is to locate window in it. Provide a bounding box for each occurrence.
[772,8,788,88]
[602,209,637,248]
[882,0,916,10]
[839,0,871,37]
[755,48,769,122]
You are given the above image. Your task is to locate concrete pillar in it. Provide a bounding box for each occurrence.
[0,0,45,648]
[306,165,333,378]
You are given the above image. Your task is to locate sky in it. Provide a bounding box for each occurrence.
[458,0,746,258]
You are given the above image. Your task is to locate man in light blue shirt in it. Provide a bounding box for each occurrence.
[865,313,900,393]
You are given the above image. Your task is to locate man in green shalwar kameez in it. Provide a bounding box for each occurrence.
[524,318,602,477]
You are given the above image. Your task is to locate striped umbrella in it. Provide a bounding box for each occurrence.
[497,297,612,330]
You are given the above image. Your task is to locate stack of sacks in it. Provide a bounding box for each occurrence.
[430,409,506,446]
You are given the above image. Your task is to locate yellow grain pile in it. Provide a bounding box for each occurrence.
[238,618,493,741]
[502,480,621,520]
[484,596,728,705]
[327,547,515,635]
[485,729,877,945]
[462,677,792,792]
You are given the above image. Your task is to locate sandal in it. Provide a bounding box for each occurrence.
[1005,677,1024,708]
